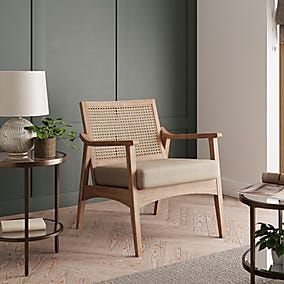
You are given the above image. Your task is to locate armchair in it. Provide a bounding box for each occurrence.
[76,99,223,257]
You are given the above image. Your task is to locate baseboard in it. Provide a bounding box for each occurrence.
[0,191,105,217]
[222,177,250,198]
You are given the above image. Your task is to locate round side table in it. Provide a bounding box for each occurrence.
[240,190,284,284]
[0,151,67,276]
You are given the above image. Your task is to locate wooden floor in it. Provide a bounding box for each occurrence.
[0,195,277,283]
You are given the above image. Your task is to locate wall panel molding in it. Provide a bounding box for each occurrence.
[0,0,197,216]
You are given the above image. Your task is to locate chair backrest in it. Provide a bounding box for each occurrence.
[80,99,166,164]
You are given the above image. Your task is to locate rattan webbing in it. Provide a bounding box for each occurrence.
[84,101,162,160]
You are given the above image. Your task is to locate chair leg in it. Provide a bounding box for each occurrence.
[76,145,90,229]
[76,199,85,229]
[214,195,223,238]
[154,200,159,215]
[214,177,224,238]
[130,204,142,257]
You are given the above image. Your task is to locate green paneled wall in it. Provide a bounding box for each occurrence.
[0,0,197,216]
[32,0,115,206]
[0,0,31,215]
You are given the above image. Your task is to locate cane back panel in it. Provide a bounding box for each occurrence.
[80,99,165,162]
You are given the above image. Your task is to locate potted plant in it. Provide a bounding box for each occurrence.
[25,117,76,158]
[256,222,284,264]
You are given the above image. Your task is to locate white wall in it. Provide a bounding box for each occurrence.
[267,0,280,172]
[198,0,279,197]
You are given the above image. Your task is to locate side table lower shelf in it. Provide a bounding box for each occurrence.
[0,151,67,276]
[0,218,63,242]
[242,248,284,280]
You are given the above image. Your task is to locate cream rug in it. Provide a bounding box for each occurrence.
[96,247,282,284]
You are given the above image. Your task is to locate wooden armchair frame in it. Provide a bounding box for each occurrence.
[76,99,223,257]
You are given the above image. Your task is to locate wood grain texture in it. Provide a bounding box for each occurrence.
[0,195,278,283]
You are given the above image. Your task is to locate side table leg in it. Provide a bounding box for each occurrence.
[24,168,29,276]
[279,209,283,234]
[250,206,255,284]
[55,164,59,253]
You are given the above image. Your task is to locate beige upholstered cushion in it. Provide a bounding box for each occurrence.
[95,158,219,190]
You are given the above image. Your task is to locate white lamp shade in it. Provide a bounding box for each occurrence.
[0,71,49,117]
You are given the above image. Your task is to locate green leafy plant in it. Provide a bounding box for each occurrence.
[25,117,77,148]
[256,222,284,257]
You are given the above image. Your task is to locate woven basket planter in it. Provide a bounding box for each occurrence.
[34,137,56,158]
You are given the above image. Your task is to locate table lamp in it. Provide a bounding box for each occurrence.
[0,71,49,157]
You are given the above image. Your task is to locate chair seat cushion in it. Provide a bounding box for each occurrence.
[95,158,219,190]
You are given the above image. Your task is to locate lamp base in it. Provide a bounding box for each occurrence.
[8,152,29,159]
[0,118,35,157]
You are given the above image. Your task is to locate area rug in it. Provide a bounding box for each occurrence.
[95,246,282,284]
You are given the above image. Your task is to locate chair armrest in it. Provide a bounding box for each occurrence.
[81,133,138,190]
[160,127,222,141]
[80,133,138,147]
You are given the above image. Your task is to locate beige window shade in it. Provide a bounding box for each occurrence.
[277,0,284,42]
[277,0,284,25]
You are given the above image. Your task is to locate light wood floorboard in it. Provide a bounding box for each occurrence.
[0,195,277,283]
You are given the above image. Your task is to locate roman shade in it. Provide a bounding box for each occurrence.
[277,0,284,42]
[277,0,284,24]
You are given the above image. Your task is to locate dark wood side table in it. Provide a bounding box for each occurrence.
[240,189,284,284]
[0,151,66,276]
